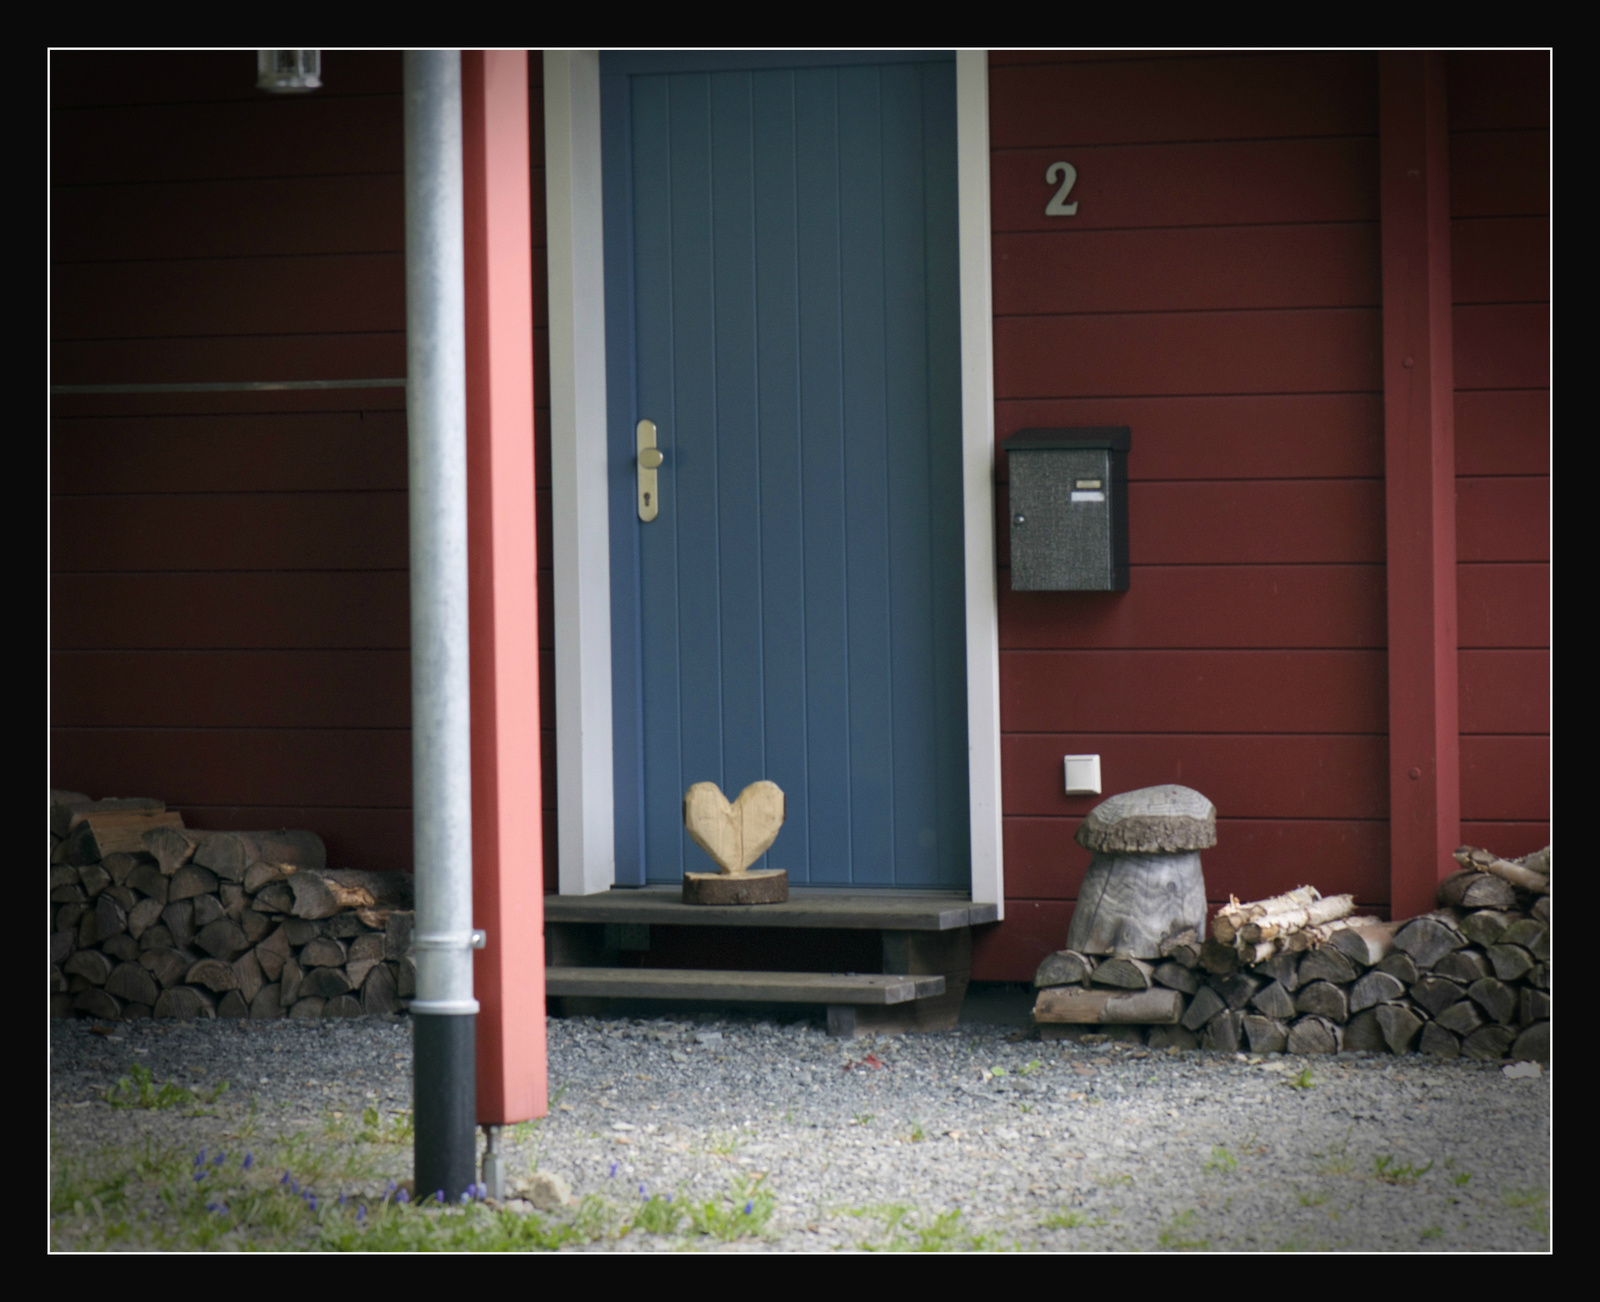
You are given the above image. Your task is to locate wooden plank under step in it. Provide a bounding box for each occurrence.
[544,888,994,931]
[545,966,946,1005]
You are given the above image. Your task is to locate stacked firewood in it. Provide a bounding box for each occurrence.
[1033,845,1550,1061]
[50,791,415,1021]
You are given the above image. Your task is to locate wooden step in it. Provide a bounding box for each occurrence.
[544,887,995,931]
[545,966,945,1005]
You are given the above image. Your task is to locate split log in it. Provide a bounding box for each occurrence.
[1510,1022,1549,1062]
[50,863,81,890]
[1285,1015,1340,1055]
[219,884,246,920]
[125,862,168,905]
[1376,951,1419,986]
[73,988,123,1020]
[280,957,304,1006]
[1202,1010,1243,1052]
[249,983,284,1019]
[282,918,321,946]
[185,958,239,992]
[327,913,372,939]
[1241,1014,1288,1054]
[1237,940,1278,965]
[361,962,399,1015]
[347,933,385,964]
[289,996,326,1019]
[139,947,193,989]
[56,902,85,935]
[1294,981,1349,1024]
[1035,950,1096,988]
[1090,956,1154,990]
[1528,963,1548,990]
[94,894,129,943]
[1297,946,1359,986]
[232,949,265,1003]
[1348,970,1407,1014]
[194,918,248,960]
[1394,913,1468,968]
[1032,986,1184,1024]
[1180,985,1227,1031]
[1198,938,1238,976]
[1211,971,1265,1010]
[1157,928,1203,968]
[1342,1009,1387,1052]
[161,900,195,946]
[1419,1023,1461,1057]
[1516,846,1550,877]
[103,854,146,887]
[103,935,141,963]
[253,883,293,914]
[1452,845,1548,895]
[1411,975,1469,1019]
[1152,962,1201,995]
[1466,977,1517,1025]
[1486,944,1534,983]
[1435,999,1486,1036]
[1500,919,1548,960]
[1255,950,1302,993]
[243,859,293,894]
[105,963,160,1006]
[78,863,111,898]
[1520,988,1551,1025]
[65,949,114,985]
[217,990,249,1018]
[48,789,96,837]
[254,939,288,982]
[64,809,184,863]
[299,966,352,1000]
[1329,920,1403,967]
[397,955,416,998]
[1249,980,1297,1021]
[50,930,75,965]
[1431,947,1490,984]
[1530,895,1550,925]
[154,986,216,1019]
[1437,870,1518,911]
[142,826,204,875]
[300,936,348,969]
[1460,909,1520,947]
[1461,1025,1516,1061]
[324,994,363,1017]
[241,909,273,946]
[169,864,219,903]
[288,869,412,921]
[126,898,164,941]
[1375,1003,1424,1054]
[347,954,383,991]
[191,893,225,930]
[1286,916,1385,953]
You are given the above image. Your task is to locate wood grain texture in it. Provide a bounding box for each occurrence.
[51,572,411,649]
[1460,736,1550,822]
[1450,132,1548,217]
[989,138,1377,233]
[51,651,411,727]
[1457,564,1547,647]
[1000,565,1385,649]
[1451,217,1548,305]
[996,394,1384,480]
[989,52,1376,148]
[1001,733,1389,819]
[1001,650,1388,733]
[1455,391,1548,476]
[51,492,408,571]
[1455,478,1550,562]
[1458,650,1550,735]
[53,412,408,494]
[993,224,1379,315]
[1065,850,1206,958]
[994,309,1382,398]
[1453,303,1549,390]
[1002,816,1389,904]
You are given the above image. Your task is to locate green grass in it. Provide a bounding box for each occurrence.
[1040,1209,1105,1230]
[1156,1209,1209,1251]
[104,1064,230,1113]
[1373,1154,1433,1186]
[848,1204,1012,1252]
[1286,1067,1315,1091]
[1204,1144,1237,1174]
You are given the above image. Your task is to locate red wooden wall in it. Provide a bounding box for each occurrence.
[980,51,1389,980]
[49,52,557,879]
[1446,53,1550,862]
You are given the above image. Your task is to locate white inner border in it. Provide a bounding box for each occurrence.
[545,49,1004,913]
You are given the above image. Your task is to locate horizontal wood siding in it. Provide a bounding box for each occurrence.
[1448,52,1549,860]
[49,52,555,880]
[977,51,1386,980]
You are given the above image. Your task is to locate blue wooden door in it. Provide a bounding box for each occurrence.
[602,53,968,889]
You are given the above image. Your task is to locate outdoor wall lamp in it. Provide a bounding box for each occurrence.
[256,50,321,93]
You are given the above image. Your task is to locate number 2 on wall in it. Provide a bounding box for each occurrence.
[1045,161,1079,217]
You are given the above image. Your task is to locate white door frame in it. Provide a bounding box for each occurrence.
[543,50,1004,916]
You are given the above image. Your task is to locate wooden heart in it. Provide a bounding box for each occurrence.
[683,780,785,875]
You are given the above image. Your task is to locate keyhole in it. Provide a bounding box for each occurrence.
[644,492,651,507]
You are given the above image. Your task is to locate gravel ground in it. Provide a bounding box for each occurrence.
[49,1007,1552,1252]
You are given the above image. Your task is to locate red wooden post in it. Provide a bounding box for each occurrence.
[1379,52,1460,921]
[462,50,547,1123]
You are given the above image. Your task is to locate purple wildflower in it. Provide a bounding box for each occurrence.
[194,1148,206,1167]
[308,1194,318,1211]
[213,1151,226,1167]
[242,1152,253,1171]
[207,1200,227,1214]
[744,1200,754,1215]
[609,1161,618,1178]
[357,1205,367,1223]
[396,1188,410,1204]
[193,1171,206,1183]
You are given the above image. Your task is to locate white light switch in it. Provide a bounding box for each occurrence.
[1064,754,1102,796]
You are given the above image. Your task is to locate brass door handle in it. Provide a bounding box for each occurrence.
[637,420,663,521]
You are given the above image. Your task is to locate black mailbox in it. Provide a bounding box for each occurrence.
[1003,427,1130,591]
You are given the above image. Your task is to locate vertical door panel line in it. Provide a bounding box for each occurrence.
[875,64,898,882]
[787,71,811,866]
[831,68,854,881]
[705,73,725,786]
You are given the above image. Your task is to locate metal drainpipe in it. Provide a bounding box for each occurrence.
[404,49,480,1206]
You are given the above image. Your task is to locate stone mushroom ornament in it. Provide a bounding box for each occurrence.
[681,780,789,904]
[1064,783,1214,959]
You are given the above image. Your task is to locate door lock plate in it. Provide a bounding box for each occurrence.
[637,419,662,521]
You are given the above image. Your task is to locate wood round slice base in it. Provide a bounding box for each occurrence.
[682,869,789,905]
